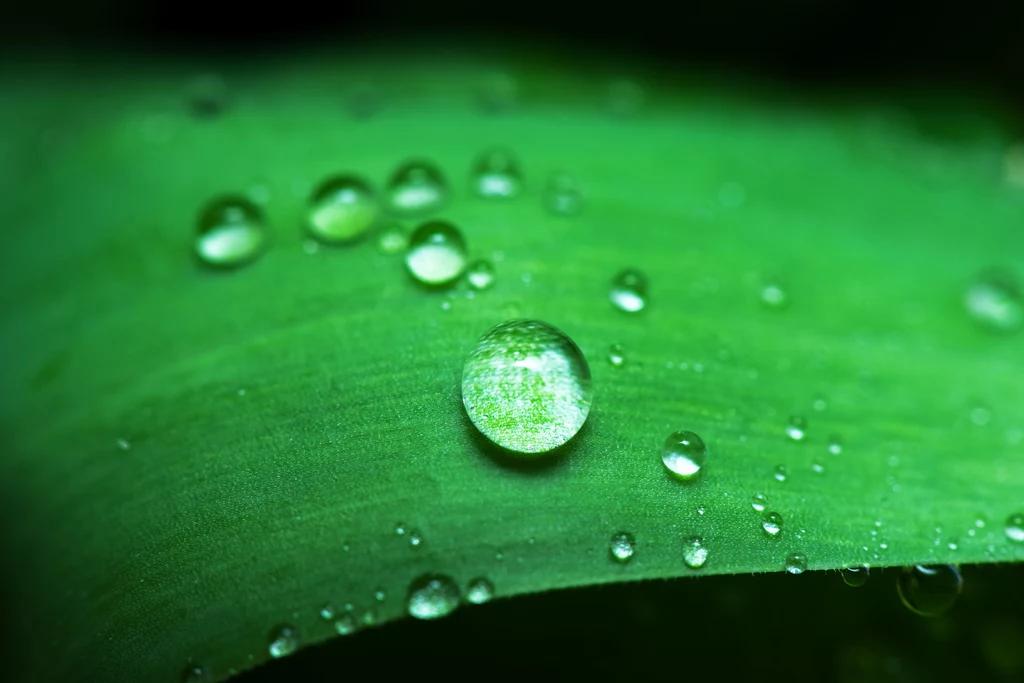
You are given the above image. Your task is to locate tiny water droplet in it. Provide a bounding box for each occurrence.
[374,589,386,602]
[319,604,335,621]
[267,624,299,658]
[813,396,828,411]
[897,565,963,617]
[1005,514,1024,542]
[181,664,208,683]
[116,438,131,451]
[376,224,408,255]
[842,565,870,587]
[461,319,593,455]
[760,283,788,308]
[406,574,461,620]
[306,175,378,244]
[811,461,824,474]
[773,465,788,482]
[387,160,447,216]
[609,532,636,563]
[762,512,783,536]
[333,614,357,635]
[544,173,584,216]
[466,577,495,604]
[195,196,267,268]
[608,343,626,367]
[610,269,648,313]
[360,610,376,627]
[683,536,708,569]
[786,415,807,441]
[947,541,958,551]
[495,550,504,561]
[409,531,422,548]
[965,271,1023,333]
[751,492,768,512]
[828,436,843,455]
[696,505,706,516]
[406,221,468,286]
[466,260,495,290]
[785,552,808,574]
[395,523,406,535]
[661,430,707,480]
[471,148,522,198]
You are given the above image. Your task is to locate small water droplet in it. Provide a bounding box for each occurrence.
[773,465,788,482]
[333,614,357,635]
[319,603,335,620]
[406,574,461,620]
[387,160,447,216]
[495,550,504,561]
[812,396,828,411]
[466,577,495,604]
[306,175,378,244]
[471,148,522,198]
[181,664,208,683]
[786,415,807,441]
[376,224,408,255]
[811,461,824,474]
[1005,514,1024,542]
[947,541,958,551]
[116,438,131,451]
[406,221,468,286]
[751,492,768,512]
[760,283,788,308]
[466,259,496,290]
[610,269,648,313]
[374,589,386,602]
[395,523,406,535]
[462,319,592,454]
[828,436,843,455]
[409,531,422,548]
[696,505,706,516]
[762,512,783,536]
[267,624,299,658]
[609,532,636,563]
[608,343,626,367]
[842,565,870,587]
[785,552,808,574]
[194,196,267,268]
[897,565,963,617]
[360,610,376,627]
[965,271,1023,333]
[544,173,584,216]
[661,430,707,480]
[682,536,708,569]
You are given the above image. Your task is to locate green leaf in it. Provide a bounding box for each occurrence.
[2,53,1023,682]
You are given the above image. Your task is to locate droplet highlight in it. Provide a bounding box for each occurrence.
[267,624,299,658]
[1005,514,1024,543]
[466,577,495,604]
[786,415,807,441]
[608,343,626,367]
[466,259,496,290]
[471,148,522,198]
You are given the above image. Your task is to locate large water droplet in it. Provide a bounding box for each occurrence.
[406,221,468,286]
[660,430,707,480]
[387,160,447,216]
[683,536,708,569]
[609,532,636,563]
[785,552,808,574]
[466,577,495,604]
[471,148,522,198]
[842,565,870,587]
[897,565,963,616]
[306,175,378,243]
[965,271,1023,333]
[1005,514,1024,542]
[462,319,592,454]
[194,196,267,268]
[466,259,495,290]
[751,492,768,512]
[267,624,299,658]
[762,512,783,536]
[786,415,807,441]
[544,173,584,216]
[406,574,461,620]
[610,269,648,312]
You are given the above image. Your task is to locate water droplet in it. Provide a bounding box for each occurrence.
[811,461,825,474]
[947,541,958,551]
[660,430,707,480]
[333,614,357,635]
[683,536,708,569]
[828,436,843,455]
[466,577,495,604]
[751,492,768,512]
[965,271,1023,333]
[181,664,208,683]
[306,175,378,244]
[1005,514,1024,542]
[471,148,522,198]
[812,396,828,411]
[696,505,706,516]
[544,173,584,216]
[185,74,228,118]
[406,221,468,286]
[786,415,807,441]
[116,438,131,451]
[466,259,495,290]
[194,196,267,268]
[319,603,335,620]
[374,588,386,602]
[605,80,644,117]
[610,269,648,313]
[773,465,788,482]
[360,610,376,627]
[395,523,407,535]
[842,565,870,587]
[785,552,808,574]
[760,283,787,308]
[495,550,504,561]
[406,574,461,620]
[897,565,963,617]
[376,224,408,254]
[387,160,447,216]
[461,319,593,454]
[267,624,299,658]
[762,512,783,536]
[608,343,626,367]
[409,531,422,548]
[609,532,636,563]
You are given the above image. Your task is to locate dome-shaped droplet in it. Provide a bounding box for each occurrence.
[1005,514,1024,542]
[471,148,522,198]
[461,319,593,454]
[334,614,357,635]
[965,271,1023,333]
[181,664,208,683]
[406,221,468,286]
[661,430,707,480]
[376,224,408,254]
[466,577,495,604]
[267,624,299,658]
[195,196,267,268]
[387,160,447,216]
[751,492,768,512]
[610,269,648,312]
[609,532,636,563]
[841,565,870,587]
[466,259,496,290]
[683,536,708,569]
[406,574,461,620]
[785,552,808,574]
[773,465,788,482]
[544,173,584,216]
[897,564,963,616]
[319,603,335,620]
[760,283,788,308]
[762,512,783,536]
[306,175,378,243]
[608,343,626,367]
[786,415,807,441]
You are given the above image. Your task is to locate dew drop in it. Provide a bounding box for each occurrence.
[395,523,406,535]
[319,603,335,621]
[376,224,408,255]
[466,577,495,604]
[965,271,1023,333]
[1005,514,1024,543]
[387,160,447,216]
[660,430,707,480]
[267,624,299,658]
[333,614,357,635]
[897,565,963,617]
[194,196,267,268]
[406,574,461,620]
[181,664,208,683]
[760,283,788,308]
[841,565,870,587]
[471,148,522,198]
[828,436,843,455]
[773,465,788,482]
[306,175,378,244]
[360,610,376,627]
[466,259,496,290]
[608,343,626,367]
[461,319,592,455]
[116,438,131,451]
[374,588,386,602]
[609,532,636,563]
[762,512,783,536]
[785,552,808,574]
[610,269,648,312]
[811,461,825,474]
[544,173,584,216]
[786,415,807,441]
[751,492,768,512]
[683,536,708,569]
[409,530,422,548]
[406,221,468,286]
